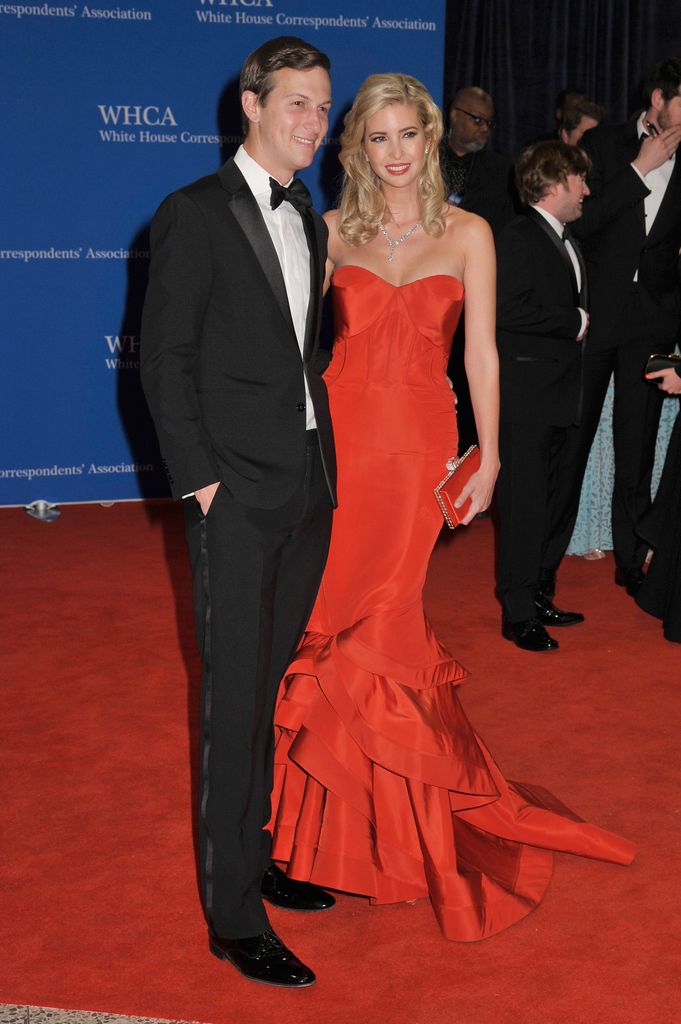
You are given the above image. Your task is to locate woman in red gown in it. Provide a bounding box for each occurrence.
[269,73,635,941]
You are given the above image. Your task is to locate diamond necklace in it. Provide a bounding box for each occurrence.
[379,219,422,262]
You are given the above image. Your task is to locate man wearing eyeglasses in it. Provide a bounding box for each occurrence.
[440,86,516,238]
[440,86,517,453]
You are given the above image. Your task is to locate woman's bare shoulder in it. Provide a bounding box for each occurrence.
[324,209,354,265]
[444,205,493,243]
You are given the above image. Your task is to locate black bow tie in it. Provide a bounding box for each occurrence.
[561,226,572,242]
[269,177,312,215]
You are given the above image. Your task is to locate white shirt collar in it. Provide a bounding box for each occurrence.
[634,111,674,162]
[234,144,293,199]
[531,204,565,238]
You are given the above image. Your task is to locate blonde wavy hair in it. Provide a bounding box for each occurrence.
[337,73,446,246]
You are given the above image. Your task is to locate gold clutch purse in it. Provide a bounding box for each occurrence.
[434,445,481,529]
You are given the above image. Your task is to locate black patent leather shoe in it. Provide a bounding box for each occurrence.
[502,617,559,651]
[615,567,645,597]
[534,592,584,627]
[262,864,335,912]
[209,928,316,987]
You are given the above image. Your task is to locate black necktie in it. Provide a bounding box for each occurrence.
[561,226,572,241]
[269,177,312,215]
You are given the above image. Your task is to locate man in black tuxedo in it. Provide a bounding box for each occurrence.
[440,87,517,453]
[496,141,591,652]
[541,57,681,600]
[141,37,337,988]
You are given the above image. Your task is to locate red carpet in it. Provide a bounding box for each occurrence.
[1,502,679,1024]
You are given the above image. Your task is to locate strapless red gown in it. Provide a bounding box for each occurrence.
[269,266,635,941]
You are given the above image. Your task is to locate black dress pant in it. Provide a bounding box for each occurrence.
[183,434,333,938]
[541,301,664,577]
[497,419,569,621]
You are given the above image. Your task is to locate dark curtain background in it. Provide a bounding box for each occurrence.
[445,0,681,158]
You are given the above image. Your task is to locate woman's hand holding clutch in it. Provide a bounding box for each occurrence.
[435,446,499,528]
[455,458,499,525]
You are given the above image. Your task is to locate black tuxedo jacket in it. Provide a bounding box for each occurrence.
[496,209,585,427]
[141,159,336,508]
[574,120,681,348]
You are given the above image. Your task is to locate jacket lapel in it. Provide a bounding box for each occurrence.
[527,208,580,304]
[218,160,296,339]
[572,237,588,308]
[620,120,647,237]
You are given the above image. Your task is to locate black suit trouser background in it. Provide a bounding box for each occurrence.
[496,419,569,621]
[447,320,478,455]
[541,295,664,578]
[183,434,333,939]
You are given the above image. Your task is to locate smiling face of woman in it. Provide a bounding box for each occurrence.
[363,102,428,191]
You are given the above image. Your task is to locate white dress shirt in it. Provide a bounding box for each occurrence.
[631,112,675,236]
[234,145,316,430]
[531,204,588,338]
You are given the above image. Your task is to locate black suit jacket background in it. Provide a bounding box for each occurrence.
[496,210,584,427]
[440,143,517,238]
[141,159,336,508]
[574,120,681,348]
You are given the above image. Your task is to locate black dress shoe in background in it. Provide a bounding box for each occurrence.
[537,567,556,599]
[615,567,644,597]
[534,592,584,627]
[502,617,559,651]
[262,863,335,912]
[209,928,315,987]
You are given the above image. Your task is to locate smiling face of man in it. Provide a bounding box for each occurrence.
[547,173,590,223]
[241,65,332,183]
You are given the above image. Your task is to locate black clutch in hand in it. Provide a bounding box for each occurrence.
[644,352,681,377]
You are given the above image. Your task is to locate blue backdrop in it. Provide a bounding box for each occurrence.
[0,0,445,506]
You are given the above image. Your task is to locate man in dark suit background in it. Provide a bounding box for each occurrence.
[440,86,517,453]
[558,97,607,146]
[541,57,681,601]
[141,37,337,988]
[440,86,516,236]
[496,141,590,652]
